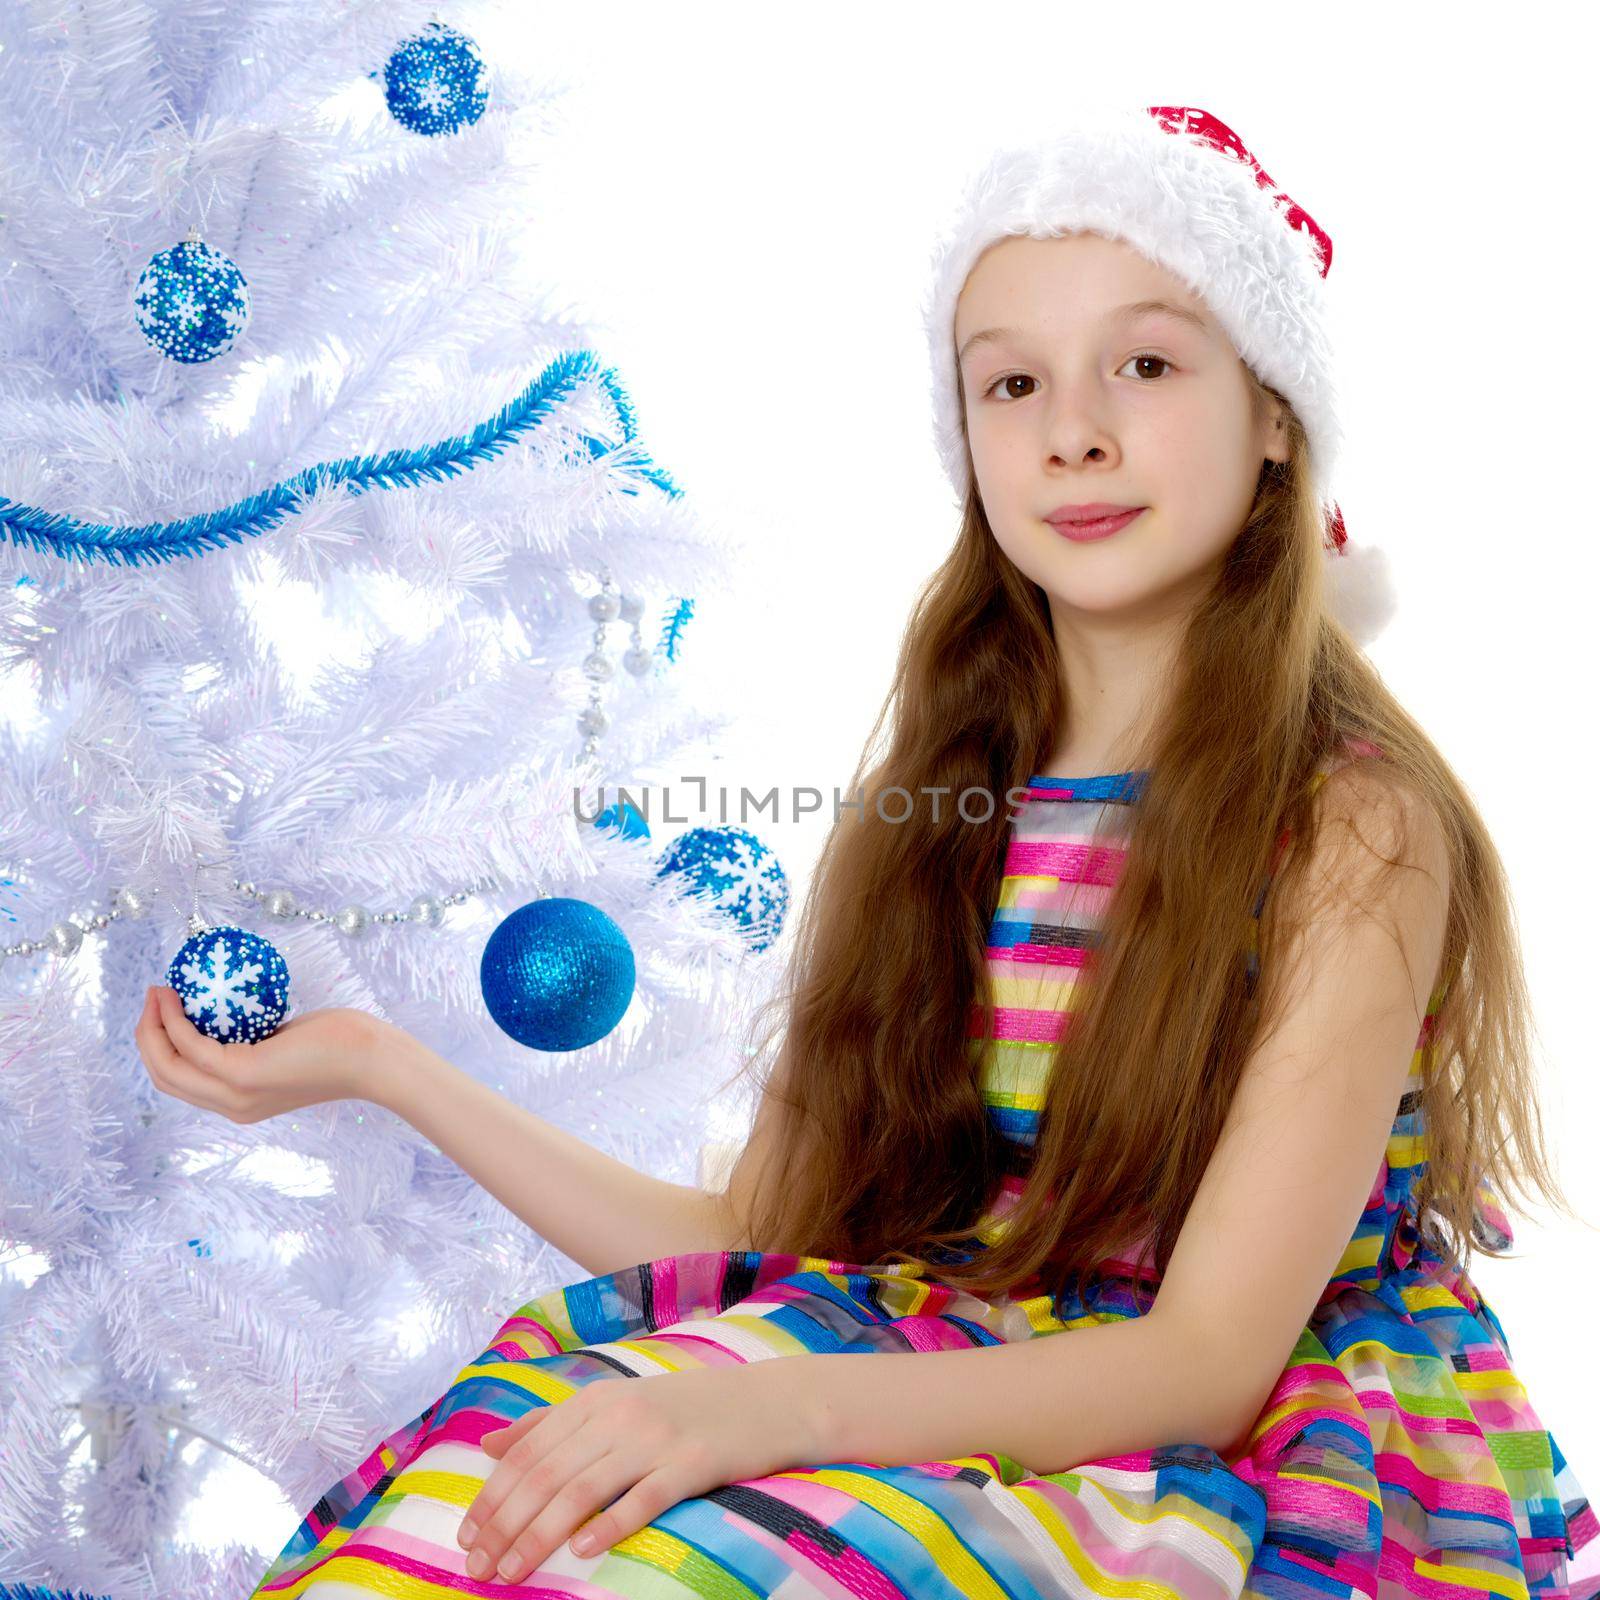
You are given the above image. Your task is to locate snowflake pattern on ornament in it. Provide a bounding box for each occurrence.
[655,826,789,954]
[164,924,291,1044]
[705,836,782,916]
[169,288,202,329]
[130,234,252,363]
[381,20,490,138]
[180,935,265,1035]
[414,79,451,114]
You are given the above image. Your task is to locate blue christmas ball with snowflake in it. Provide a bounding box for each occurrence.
[131,231,251,363]
[480,897,635,1052]
[164,924,291,1044]
[655,825,788,954]
[383,20,490,137]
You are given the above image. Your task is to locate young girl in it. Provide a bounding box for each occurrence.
[137,104,1597,1599]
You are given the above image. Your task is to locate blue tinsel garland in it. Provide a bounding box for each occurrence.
[0,351,680,568]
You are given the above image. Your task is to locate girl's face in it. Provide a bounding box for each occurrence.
[955,231,1289,620]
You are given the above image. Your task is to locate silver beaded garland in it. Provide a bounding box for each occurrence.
[577,569,655,761]
[114,886,152,920]
[232,876,474,930]
[410,894,444,928]
[0,872,488,973]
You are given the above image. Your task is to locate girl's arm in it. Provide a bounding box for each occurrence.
[769,762,1452,1474]
[371,1031,739,1278]
[1145,762,1453,1457]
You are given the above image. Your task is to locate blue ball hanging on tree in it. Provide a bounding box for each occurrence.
[383,20,490,136]
[131,228,251,363]
[655,825,789,954]
[163,922,291,1043]
[480,897,635,1052]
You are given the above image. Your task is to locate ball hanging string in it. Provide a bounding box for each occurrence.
[0,352,682,568]
[151,126,218,232]
[167,853,232,936]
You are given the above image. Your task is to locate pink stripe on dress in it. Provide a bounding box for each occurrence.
[1004,838,1126,885]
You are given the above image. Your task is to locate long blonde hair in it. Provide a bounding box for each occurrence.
[717,369,1590,1308]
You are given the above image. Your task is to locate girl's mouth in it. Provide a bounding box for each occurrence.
[1046,507,1145,541]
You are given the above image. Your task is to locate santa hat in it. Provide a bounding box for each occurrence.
[922,104,1396,646]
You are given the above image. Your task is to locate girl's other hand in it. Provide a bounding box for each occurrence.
[457,1363,821,1580]
[134,985,386,1123]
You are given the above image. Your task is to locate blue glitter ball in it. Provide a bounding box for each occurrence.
[383,20,490,137]
[163,924,291,1044]
[655,825,789,954]
[480,897,635,1052]
[593,799,651,841]
[131,233,251,363]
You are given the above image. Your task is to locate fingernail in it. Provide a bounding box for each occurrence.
[458,1518,478,1546]
[497,1552,524,1580]
[571,1532,596,1556]
[466,1549,491,1578]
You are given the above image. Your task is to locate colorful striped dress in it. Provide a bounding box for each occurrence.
[250,757,1599,1600]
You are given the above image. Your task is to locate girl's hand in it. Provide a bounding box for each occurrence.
[457,1363,819,1582]
[134,985,385,1123]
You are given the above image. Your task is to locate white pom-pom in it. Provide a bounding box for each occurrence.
[1325,539,1397,646]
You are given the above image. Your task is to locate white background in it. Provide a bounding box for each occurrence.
[488,0,1600,1557]
[34,0,1575,1565]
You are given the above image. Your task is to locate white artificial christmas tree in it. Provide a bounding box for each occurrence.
[0,4,775,1595]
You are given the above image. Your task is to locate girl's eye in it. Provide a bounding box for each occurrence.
[980,353,1174,402]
